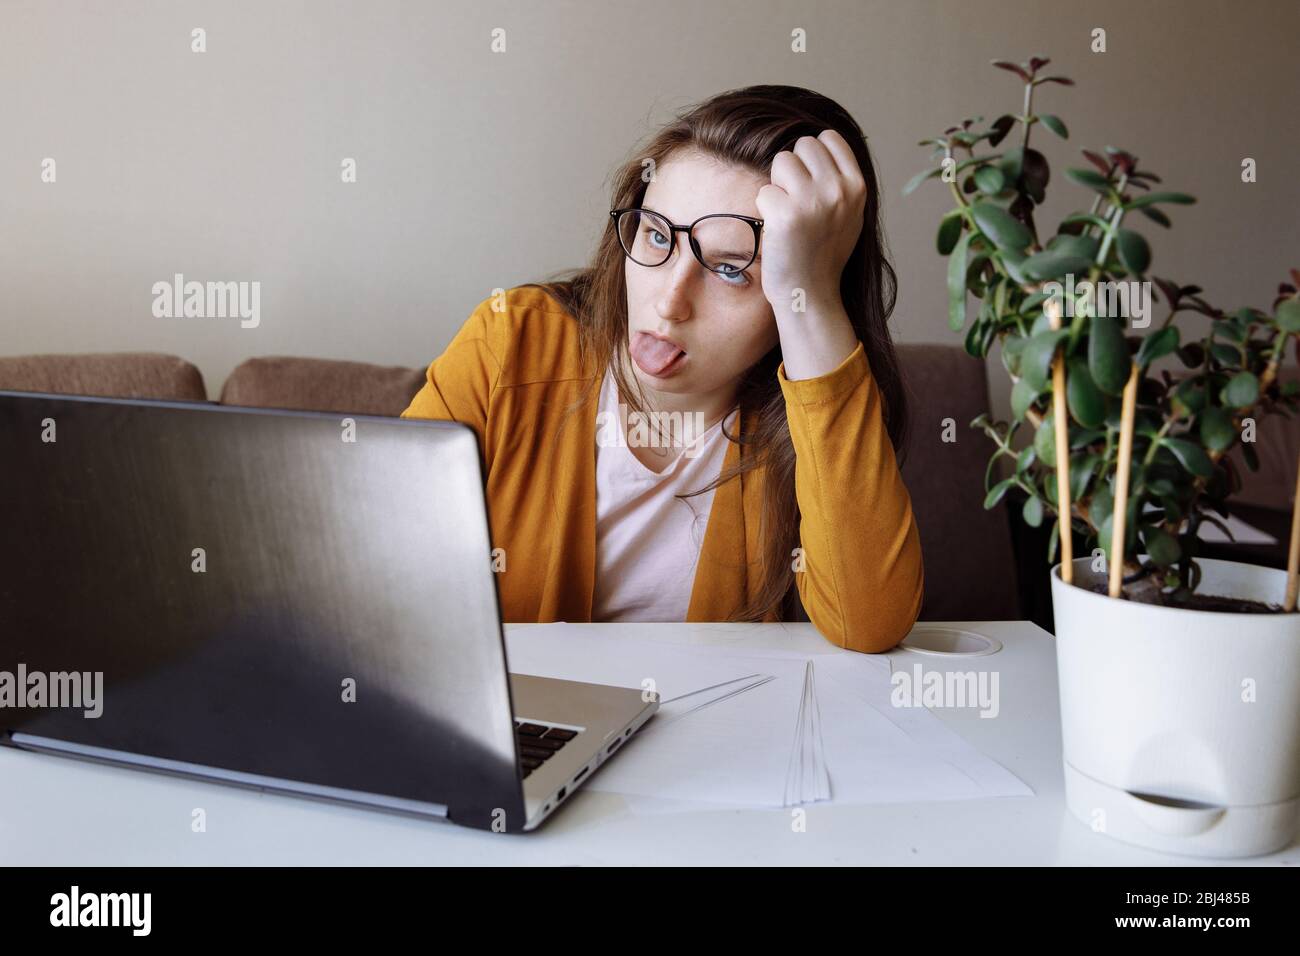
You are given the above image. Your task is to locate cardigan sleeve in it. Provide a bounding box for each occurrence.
[777,340,924,653]
[399,298,503,460]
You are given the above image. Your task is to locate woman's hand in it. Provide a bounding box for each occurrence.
[754,129,867,316]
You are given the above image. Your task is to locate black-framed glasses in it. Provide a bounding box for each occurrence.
[610,207,763,276]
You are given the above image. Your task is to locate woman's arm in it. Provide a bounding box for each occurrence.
[777,335,925,654]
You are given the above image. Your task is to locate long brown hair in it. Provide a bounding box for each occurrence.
[523,84,907,623]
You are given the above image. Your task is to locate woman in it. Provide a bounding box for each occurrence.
[401,84,923,653]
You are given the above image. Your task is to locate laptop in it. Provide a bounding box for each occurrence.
[0,388,657,832]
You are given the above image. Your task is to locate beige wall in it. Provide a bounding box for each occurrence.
[2,0,1296,417]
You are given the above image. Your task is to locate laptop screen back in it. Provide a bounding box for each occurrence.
[0,391,524,830]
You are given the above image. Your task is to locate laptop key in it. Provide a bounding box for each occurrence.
[516,722,547,737]
[544,727,578,741]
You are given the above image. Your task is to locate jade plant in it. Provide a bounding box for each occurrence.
[906,55,1300,606]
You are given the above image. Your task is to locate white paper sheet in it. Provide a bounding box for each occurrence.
[503,624,1032,813]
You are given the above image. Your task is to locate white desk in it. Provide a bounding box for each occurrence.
[1,621,1295,865]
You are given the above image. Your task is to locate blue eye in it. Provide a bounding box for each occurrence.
[646,227,670,249]
[715,265,750,287]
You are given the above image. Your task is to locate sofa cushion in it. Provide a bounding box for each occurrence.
[219,356,426,416]
[897,344,1020,621]
[0,352,207,401]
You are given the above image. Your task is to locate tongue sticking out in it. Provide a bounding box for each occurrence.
[630,333,685,376]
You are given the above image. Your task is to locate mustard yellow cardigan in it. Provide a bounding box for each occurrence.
[400,285,924,653]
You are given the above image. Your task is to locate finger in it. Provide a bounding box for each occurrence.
[768,149,812,194]
[817,129,866,194]
[793,134,841,187]
[754,182,792,219]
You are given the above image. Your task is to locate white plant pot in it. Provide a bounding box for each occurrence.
[1051,556,1300,858]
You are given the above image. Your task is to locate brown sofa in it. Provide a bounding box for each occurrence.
[22,350,1296,624]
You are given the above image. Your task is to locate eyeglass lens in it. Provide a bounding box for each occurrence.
[617,210,756,274]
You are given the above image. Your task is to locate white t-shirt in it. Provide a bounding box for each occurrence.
[590,365,738,622]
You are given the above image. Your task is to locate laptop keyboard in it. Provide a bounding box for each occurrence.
[514,719,579,778]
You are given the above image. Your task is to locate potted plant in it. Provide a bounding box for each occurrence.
[907,55,1300,857]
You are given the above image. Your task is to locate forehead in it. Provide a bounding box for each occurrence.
[643,149,765,223]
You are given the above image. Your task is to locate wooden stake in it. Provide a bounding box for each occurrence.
[1109,363,1141,599]
[1047,298,1073,584]
[1286,448,1299,612]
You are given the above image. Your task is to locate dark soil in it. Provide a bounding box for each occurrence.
[1084,582,1289,614]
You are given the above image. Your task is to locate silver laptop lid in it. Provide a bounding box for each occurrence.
[0,390,525,831]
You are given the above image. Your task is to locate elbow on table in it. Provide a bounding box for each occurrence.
[806,567,925,655]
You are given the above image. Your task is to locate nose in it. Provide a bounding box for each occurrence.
[653,233,699,323]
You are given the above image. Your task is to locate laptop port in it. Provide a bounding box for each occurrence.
[557,787,567,801]
[606,738,622,755]
[573,765,589,783]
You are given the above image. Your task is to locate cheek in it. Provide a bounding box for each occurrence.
[720,310,779,365]
[623,259,646,304]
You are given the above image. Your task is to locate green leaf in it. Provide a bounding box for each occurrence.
[970,202,1033,252]
[984,477,1017,509]
[1015,446,1036,473]
[1116,229,1151,275]
[903,167,942,196]
[1070,427,1106,450]
[1037,114,1068,138]
[1061,212,1110,231]
[1125,191,1196,209]
[1222,371,1260,408]
[1135,326,1179,368]
[1001,333,1030,376]
[1160,438,1214,478]
[1275,297,1300,333]
[1066,356,1106,427]
[999,147,1024,184]
[1138,205,1172,228]
[947,231,972,332]
[1021,329,1069,391]
[1088,482,1113,530]
[1069,451,1100,499]
[1021,250,1094,282]
[1045,233,1101,259]
[1066,168,1111,190]
[964,311,986,357]
[974,165,1006,195]
[1088,315,1131,394]
[1023,494,1045,527]
[1011,378,1041,421]
[936,211,963,255]
[1142,526,1181,567]
[1033,419,1057,466]
[1019,290,1052,314]
[1209,343,1240,365]
[1173,379,1208,415]
[1000,248,1032,285]
[1198,406,1235,452]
